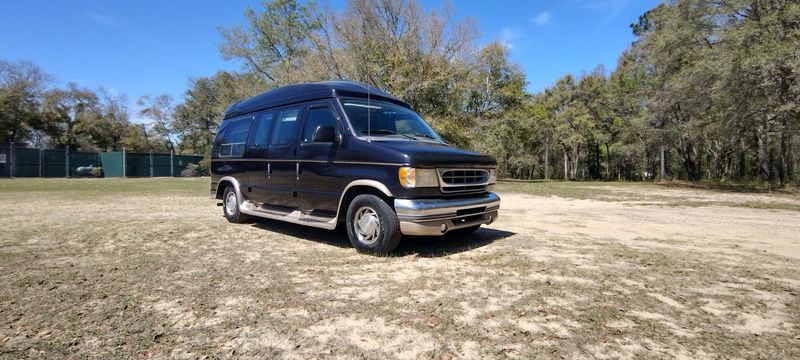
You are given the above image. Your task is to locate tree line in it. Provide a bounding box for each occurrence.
[2,0,797,184]
[0,60,185,153]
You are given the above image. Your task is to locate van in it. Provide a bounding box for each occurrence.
[210,81,500,254]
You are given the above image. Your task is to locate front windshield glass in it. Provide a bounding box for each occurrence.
[341,98,443,143]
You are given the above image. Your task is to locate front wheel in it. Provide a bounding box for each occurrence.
[346,194,401,255]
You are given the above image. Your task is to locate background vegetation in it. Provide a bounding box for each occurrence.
[1,0,797,185]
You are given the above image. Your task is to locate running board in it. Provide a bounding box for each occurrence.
[239,200,338,230]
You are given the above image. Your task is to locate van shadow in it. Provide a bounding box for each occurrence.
[248,219,515,257]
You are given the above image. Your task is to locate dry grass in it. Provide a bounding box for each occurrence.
[1,178,799,359]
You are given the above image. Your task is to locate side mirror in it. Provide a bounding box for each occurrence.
[312,125,336,143]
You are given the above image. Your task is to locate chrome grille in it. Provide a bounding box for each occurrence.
[438,169,490,193]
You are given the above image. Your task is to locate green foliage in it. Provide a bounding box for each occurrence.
[3,0,797,186]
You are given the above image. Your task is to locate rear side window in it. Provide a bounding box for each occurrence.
[270,108,300,146]
[211,121,228,156]
[219,118,252,157]
[302,105,338,143]
[251,111,274,148]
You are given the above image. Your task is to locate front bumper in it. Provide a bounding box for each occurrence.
[394,192,500,236]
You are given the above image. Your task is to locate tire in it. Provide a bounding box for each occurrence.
[222,186,250,223]
[346,194,401,255]
[448,225,481,236]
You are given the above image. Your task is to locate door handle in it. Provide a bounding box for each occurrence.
[267,163,271,179]
[295,163,300,179]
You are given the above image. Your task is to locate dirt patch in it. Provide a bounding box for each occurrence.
[0,179,798,358]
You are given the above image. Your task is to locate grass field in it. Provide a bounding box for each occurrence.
[1,178,799,358]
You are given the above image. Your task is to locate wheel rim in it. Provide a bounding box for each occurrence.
[354,206,381,245]
[225,191,238,217]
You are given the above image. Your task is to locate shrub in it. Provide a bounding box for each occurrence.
[181,163,200,177]
[89,166,103,178]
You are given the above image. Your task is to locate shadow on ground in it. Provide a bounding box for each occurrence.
[249,218,515,257]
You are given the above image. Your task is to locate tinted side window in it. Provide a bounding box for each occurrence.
[270,108,300,146]
[219,118,252,157]
[211,121,228,157]
[251,111,274,148]
[302,106,338,143]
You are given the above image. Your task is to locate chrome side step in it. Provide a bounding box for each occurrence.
[239,200,338,230]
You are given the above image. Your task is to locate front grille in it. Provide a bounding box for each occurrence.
[438,169,490,193]
[440,169,489,185]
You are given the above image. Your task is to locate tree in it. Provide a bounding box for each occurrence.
[136,93,177,151]
[79,89,131,151]
[466,41,527,119]
[218,0,323,85]
[39,83,99,149]
[0,60,49,144]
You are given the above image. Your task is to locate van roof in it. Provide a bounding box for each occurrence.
[223,80,411,119]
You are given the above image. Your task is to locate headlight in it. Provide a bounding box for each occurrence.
[398,167,439,189]
[489,169,497,184]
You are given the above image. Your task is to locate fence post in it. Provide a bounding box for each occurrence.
[122,146,126,179]
[150,151,153,178]
[65,146,69,178]
[170,151,174,177]
[9,142,14,178]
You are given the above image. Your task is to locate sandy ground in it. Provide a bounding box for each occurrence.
[502,189,800,260]
[0,180,798,359]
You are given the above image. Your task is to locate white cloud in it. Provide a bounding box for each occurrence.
[574,0,631,21]
[530,11,552,26]
[86,12,124,31]
[500,27,519,49]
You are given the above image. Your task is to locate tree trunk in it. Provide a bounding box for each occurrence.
[563,148,569,181]
[756,117,771,182]
[660,143,666,182]
[779,118,788,186]
[572,145,581,180]
[605,142,611,180]
[544,139,550,180]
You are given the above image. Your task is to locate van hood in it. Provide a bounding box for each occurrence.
[378,141,496,168]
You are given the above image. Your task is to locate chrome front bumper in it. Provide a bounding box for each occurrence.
[394,193,500,236]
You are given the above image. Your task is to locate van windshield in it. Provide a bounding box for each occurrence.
[341,98,444,143]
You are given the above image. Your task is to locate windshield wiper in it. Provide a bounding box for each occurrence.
[361,129,416,140]
[411,133,439,141]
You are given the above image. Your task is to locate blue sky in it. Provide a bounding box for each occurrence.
[1,0,660,119]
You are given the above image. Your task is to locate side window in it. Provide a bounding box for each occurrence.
[251,111,274,148]
[211,121,228,157]
[302,105,339,143]
[219,118,252,157]
[270,107,300,146]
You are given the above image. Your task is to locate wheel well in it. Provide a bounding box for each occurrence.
[337,185,393,223]
[215,180,234,199]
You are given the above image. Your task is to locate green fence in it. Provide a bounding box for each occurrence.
[1,143,203,178]
[99,151,203,178]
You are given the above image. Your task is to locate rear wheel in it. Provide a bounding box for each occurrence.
[346,194,401,255]
[222,186,249,223]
